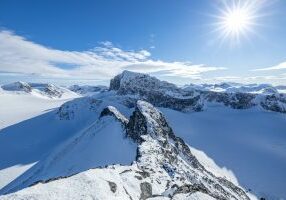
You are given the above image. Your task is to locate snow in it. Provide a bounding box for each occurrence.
[0,99,253,200]
[0,91,137,194]
[35,115,136,181]
[0,166,141,200]
[160,105,286,199]
[0,92,74,129]
[188,146,239,185]
[1,75,285,199]
[172,192,216,200]
[0,90,78,191]
[183,82,286,95]
[105,106,129,124]
[69,84,108,96]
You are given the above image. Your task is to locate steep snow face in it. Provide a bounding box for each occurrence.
[0,91,81,191]
[110,71,286,113]
[1,113,137,195]
[0,96,134,195]
[161,106,286,199]
[0,101,254,200]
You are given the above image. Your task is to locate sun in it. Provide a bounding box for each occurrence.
[223,8,251,34]
[213,0,262,45]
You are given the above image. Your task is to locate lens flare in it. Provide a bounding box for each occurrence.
[213,0,264,46]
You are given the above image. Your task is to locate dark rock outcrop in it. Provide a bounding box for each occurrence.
[109,71,286,114]
[125,100,251,200]
[139,182,152,200]
[107,181,117,193]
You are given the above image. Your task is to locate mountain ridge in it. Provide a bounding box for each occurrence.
[0,100,254,200]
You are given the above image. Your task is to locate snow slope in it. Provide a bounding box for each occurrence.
[0,92,133,194]
[0,93,72,129]
[0,72,285,199]
[0,88,79,190]
[161,105,286,199]
[0,100,255,200]
[183,82,286,94]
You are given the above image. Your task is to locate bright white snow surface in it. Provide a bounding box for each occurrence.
[160,104,286,199]
[0,87,285,199]
[0,90,79,190]
[0,90,136,194]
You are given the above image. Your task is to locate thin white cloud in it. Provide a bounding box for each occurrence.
[212,75,286,85]
[253,61,286,71]
[0,30,225,81]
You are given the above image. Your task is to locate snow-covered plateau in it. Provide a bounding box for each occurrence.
[0,71,285,200]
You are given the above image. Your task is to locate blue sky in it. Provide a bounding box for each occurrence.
[0,0,286,85]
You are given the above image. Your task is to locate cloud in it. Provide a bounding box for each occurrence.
[253,61,286,71]
[0,30,224,82]
[212,75,286,84]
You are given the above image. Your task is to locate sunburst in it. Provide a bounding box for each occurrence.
[213,0,263,46]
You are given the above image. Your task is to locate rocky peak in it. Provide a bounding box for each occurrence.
[126,100,251,200]
[109,70,180,95]
[109,71,203,112]
[43,84,63,98]
[109,71,286,114]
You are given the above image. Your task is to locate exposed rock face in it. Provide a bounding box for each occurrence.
[139,182,152,200]
[110,70,204,112]
[125,100,251,200]
[260,94,286,113]
[110,71,286,113]
[205,92,256,109]
[43,84,63,98]
[107,181,117,193]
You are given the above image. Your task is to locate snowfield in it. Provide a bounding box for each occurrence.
[0,87,79,190]
[161,105,286,199]
[0,72,285,200]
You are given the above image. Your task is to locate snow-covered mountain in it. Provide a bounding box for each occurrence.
[183,82,285,95]
[0,101,254,200]
[1,81,79,99]
[69,84,108,96]
[110,70,286,113]
[0,71,285,200]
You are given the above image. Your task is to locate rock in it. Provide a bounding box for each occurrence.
[109,70,204,112]
[139,182,152,200]
[107,181,117,193]
[109,71,286,114]
[126,100,250,200]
